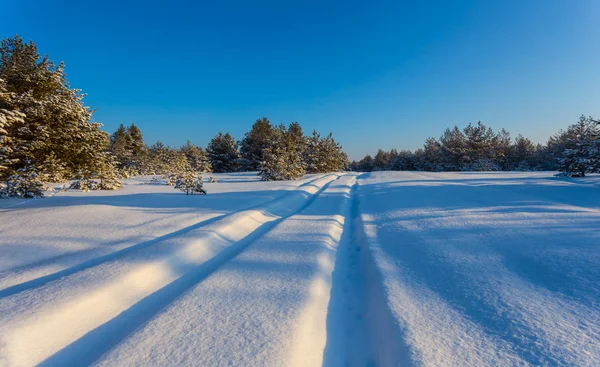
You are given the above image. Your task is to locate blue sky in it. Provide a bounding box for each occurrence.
[3,0,600,159]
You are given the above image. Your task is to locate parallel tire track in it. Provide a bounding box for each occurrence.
[0,174,342,367]
[0,174,333,299]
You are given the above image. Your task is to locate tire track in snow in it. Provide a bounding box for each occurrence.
[0,174,342,367]
[0,173,333,299]
[324,175,414,367]
[93,174,358,367]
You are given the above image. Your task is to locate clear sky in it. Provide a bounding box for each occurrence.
[3,0,600,159]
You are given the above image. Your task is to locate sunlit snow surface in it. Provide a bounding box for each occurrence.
[0,171,598,366]
[356,171,600,366]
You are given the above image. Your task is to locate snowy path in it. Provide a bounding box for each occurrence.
[94,174,357,367]
[0,171,599,366]
[0,173,326,291]
[0,173,342,366]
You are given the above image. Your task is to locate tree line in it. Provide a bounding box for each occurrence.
[0,36,347,197]
[108,117,348,181]
[351,118,600,176]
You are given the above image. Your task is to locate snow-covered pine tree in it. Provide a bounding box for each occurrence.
[110,124,129,164]
[592,119,600,172]
[422,137,443,171]
[304,130,322,173]
[357,154,374,172]
[260,124,306,181]
[558,115,599,177]
[304,130,346,173]
[321,133,346,172]
[207,132,240,173]
[40,151,68,182]
[239,117,274,171]
[389,150,417,171]
[181,140,212,173]
[0,36,117,184]
[373,149,391,171]
[0,78,25,179]
[166,151,191,186]
[438,126,467,171]
[69,121,121,190]
[509,135,538,170]
[462,121,498,171]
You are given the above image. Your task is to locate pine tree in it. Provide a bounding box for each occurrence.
[373,149,391,171]
[305,130,322,173]
[357,154,374,172]
[207,132,239,173]
[0,78,24,178]
[0,36,117,185]
[40,151,68,182]
[260,124,306,181]
[439,126,467,171]
[389,150,417,171]
[591,119,600,172]
[304,130,345,173]
[422,137,443,171]
[110,124,129,163]
[509,135,537,170]
[239,117,274,171]
[165,150,191,185]
[558,115,599,177]
[181,140,212,173]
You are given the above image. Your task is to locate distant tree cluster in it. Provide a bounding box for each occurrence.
[351,118,600,177]
[240,118,348,180]
[105,118,347,182]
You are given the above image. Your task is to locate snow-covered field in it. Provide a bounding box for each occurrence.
[0,171,598,366]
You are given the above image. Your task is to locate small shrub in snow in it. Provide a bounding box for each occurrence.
[1,166,46,198]
[174,172,206,195]
[69,179,99,192]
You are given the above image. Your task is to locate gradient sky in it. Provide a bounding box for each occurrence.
[3,0,600,159]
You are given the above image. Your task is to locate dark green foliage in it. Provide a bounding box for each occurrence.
[557,116,599,177]
[350,117,600,174]
[260,124,306,181]
[239,117,274,171]
[207,133,240,173]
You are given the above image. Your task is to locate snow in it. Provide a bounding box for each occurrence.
[355,171,600,366]
[0,171,599,366]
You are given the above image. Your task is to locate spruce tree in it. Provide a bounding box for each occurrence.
[239,117,274,171]
[207,132,239,173]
